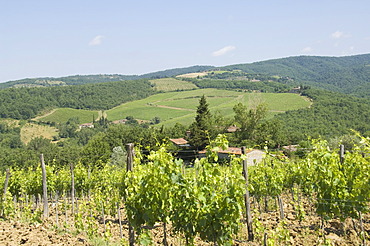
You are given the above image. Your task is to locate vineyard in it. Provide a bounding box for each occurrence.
[1,134,369,245]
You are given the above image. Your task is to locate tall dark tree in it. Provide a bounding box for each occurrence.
[188,95,212,150]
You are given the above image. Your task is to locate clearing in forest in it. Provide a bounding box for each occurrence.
[150,78,198,91]
[20,123,58,144]
[35,108,99,124]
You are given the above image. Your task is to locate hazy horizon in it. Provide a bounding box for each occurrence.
[1,0,369,83]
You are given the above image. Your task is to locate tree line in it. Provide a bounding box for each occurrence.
[0,79,155,119]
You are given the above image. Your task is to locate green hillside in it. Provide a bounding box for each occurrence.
[150,78,198,91]
[0,66,213,89]
[2,54,369,97]
[0,79,154,119]
[106,89,310,126]
[221,54,370,97]
[35,108,99,124]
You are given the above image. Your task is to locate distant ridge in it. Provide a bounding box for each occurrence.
[1,54,369,97]
[0,65,214,89]
[220,53,370,97]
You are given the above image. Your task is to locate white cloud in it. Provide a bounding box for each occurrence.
[349,46,354,51]
[331,31,344,39]
[89,35,104,46]
[212,45,236,56]
[331,31,351,39]
[301,47,313,53]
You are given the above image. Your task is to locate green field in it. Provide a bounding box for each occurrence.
[106,89,311,126]
[36,108,99,124]
[33,89,310,126]
[150,78,198,91]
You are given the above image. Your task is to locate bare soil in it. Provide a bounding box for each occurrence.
[0,219,89,245]
[1,194,369,245]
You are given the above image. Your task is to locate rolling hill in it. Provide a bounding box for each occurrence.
[36,89,310,126]
[0,66,213,89]
[221,54,370,97]
[1,53,369,97]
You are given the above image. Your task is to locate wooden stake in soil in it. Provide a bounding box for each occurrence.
[359,211,367,246]
[117,202,123,239]
[2,168,10,197]
[55,192,59,227]
[277,196,285,220]
[241,146,254,241]
[101,201,106,233]
[1,168,10,216]
[126,143,135,246]
[40,154,49,218]
[339,144,345,165]
[70,163,75,215]
[163,222,168,246]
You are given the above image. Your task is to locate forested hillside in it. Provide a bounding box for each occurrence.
[2,54,369,98]
[276,88,370,143]
[221,54,370,97]
[0,66,213,89]
[0,79,154,119]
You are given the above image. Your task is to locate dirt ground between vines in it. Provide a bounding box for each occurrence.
[1,194,369,245]
[0,219,89,245]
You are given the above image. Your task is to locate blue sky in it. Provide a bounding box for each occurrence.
[1,0,369,82]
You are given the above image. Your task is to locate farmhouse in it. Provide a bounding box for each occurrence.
[169,138,190,147]
[199,147,265,166]
[79,123,94,129]
[111,119,128,124]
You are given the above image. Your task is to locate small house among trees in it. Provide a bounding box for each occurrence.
[79,123,94,129]
[199,147,265,166]
[169,138,190,147]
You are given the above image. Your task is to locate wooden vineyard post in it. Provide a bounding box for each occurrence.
[126,143,134,172]
[339,144,345,165]
[117,202,123,239]
[55,192,59,227]
[359,211,367,246]
[241,147,254,241]
[40,154,49,219]
[126,143,135,246]
[2,168,10,197]
[70,163,75,215]
[1,168,10,216]
[277,196,285,220]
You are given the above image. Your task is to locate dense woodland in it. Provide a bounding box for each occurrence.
[2,54,370,98]
[0,65,214,89]
[222,54,370,97]
[0,79,154,119]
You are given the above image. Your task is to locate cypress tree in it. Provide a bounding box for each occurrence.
[188,95,211,150]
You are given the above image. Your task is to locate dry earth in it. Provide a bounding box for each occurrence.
[1,194,369,245]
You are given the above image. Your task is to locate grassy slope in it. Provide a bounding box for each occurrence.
[36,108,99,124]
[106,88,310,126]
[20,123,58,144]
[150,78,198,91]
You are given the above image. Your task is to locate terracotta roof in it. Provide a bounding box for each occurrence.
[199,147,263,155]
[112,119,128,124]
[169,138,188,145]
[80,123,93,126]
[226,126,239,133]
[199,147,239,155]
[282,145,299,152]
